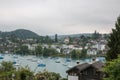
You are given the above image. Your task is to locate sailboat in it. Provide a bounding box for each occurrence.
[66,58,71,62]
[37,60,46,67]
[14,60,20,66]
[67,65,73,68]
[67,60,73,68]
[13,55,18,58]
[63,54,71,66]
[55,58,61,63]
[62,61,68,66]
[13,59,20,66]
[37,51,46,67]
[12,58,17,64]
[0,55,4,59]
[63,58,70,66]
[66,53,72,62]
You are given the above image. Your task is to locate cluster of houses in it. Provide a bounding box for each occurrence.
[24,37,107,55]
[0,35,108,56]
[86,40,107,55]
[0,37,37,53]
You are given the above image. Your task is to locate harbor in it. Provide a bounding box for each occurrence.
[0,54,105,78]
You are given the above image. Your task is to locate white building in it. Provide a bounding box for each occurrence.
[87,48,97,55]
[56,48,61,53]
[92,42,106,51]
[23,44,38,50]
[42,44,49,48]
[64,37,70,44]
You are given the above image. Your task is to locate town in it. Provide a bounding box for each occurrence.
[0,30,108,59]
[0,0,119,79]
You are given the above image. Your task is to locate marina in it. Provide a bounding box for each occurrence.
[0,54,105,78]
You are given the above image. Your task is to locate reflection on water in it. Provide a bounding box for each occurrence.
[0,54,105,78]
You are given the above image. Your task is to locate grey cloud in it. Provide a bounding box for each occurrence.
[0,0,120,35]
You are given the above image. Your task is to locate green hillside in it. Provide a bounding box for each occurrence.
[0,29,39,39]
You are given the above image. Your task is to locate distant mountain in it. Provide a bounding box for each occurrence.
[50,33,109,40]
[50,33,93,39]
[0,29,39,39]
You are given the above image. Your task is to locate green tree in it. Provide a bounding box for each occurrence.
[60,48,64,54]
[35,71,61,80]
[70,50,76,59]
[17,67,34,80]
[55,34,58,42]
[0,61,15,80]
[35,45,43,56]
[70,50,80,59]
[80,49,87,58]
[44,35,53,44]
[16,45,30,55]
[103,55,120,80]
[43,48,58,57]
[106,16,120,60]
[9,34,19,43]
[0,61,15,72]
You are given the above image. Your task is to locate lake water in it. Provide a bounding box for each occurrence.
[0,54,105,78]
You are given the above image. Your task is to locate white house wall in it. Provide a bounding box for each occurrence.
[68,75,78,80]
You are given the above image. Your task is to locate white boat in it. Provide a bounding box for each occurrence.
[13,55,18,58]
[55,59,61,63]
[13,59,20,66]
[14,63,20,66]
[27,58,32,61]
[63,62,68,66]
[31,59,37,62]
[37,60,41,64]
[67,65,73,68]
[66,58,71,62]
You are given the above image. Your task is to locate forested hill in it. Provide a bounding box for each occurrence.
[0,29,39,39]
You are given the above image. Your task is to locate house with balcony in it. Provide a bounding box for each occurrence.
[66,61,104,80]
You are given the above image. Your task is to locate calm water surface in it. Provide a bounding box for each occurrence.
[0,54,105,78]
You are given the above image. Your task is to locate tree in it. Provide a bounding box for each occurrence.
[43,47,58,57]
[44,35,53,44]
[35,71,61,80]
[0,61,15,80]
[80,49,87,58]
[60,48,64,54]
[16,45,30,55]
[9,34,18,43]
[70,50,81,59]
[55,34,58,42]
[35,45,43,56]
[106,16,120,60]
[17,67,34,80]
[68,36,73,44]
[0,61,15,72]
[103,55,120,80]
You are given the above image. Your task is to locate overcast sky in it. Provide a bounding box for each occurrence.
[0,0,120,35]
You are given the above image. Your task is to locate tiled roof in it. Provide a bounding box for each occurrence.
[66,61,104,73]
